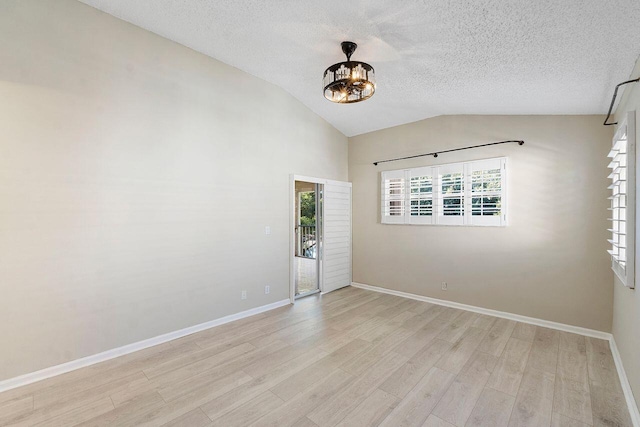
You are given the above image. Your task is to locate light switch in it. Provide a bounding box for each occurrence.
[265,226,271,235]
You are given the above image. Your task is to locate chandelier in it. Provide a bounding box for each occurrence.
[323,41,376,104]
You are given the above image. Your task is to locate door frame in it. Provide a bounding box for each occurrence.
[290,175,324,303]
[289,174,352,303]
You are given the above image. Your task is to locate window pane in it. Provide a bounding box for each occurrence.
[471,165,502,220]
[388,200,404,216]
[472,168,501,193]
[411,199,433,216]
[472,196,501,216]
[443,197,463,215]
[384,177,405,217]
[441,173,463,194]
[410,174,433,217]
[411,176,432,193]
[386,178,404,196]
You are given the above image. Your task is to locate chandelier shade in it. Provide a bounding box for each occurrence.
[323,41,375,104]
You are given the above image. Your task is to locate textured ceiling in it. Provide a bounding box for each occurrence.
[79,0,640,136]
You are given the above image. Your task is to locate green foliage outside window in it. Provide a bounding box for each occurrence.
[299,192,316,226]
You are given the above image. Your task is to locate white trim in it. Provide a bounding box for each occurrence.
[291,174,352,188]
[351,282,611,340]
[290,175,296,303]
[290,174,326,303]
[610,337,640,427]
[0,299,290,394]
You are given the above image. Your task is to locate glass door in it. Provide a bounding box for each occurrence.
[294,181,321,297]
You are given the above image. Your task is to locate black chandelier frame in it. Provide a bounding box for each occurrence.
[323,41,376,104]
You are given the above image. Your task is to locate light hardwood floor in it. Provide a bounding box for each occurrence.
[0,287,632,427]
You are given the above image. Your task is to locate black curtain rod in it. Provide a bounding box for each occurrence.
[372,140,524,166]
[603,78,639,126]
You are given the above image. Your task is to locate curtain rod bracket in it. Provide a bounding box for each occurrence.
[373,140,524,166]
[603,78,639,126]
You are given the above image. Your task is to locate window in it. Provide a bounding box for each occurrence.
[409,166,434,224]
[608,111,636,288]
[381,169,406,224]
[381,157,507,226]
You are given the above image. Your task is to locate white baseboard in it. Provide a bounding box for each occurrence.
[610,337,640,427]
[352,282,640,426]
[3,283,639,427]
[0,299,290,394]
[351,282,611,340]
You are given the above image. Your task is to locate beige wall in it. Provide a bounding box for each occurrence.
[612,56,640,409]
[349,115,613,332]
[0,0,347,381]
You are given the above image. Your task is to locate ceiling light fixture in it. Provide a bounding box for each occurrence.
[323,41,375,104]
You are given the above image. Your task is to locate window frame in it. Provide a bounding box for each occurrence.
[608,111,636,288]
[381,157,507,227]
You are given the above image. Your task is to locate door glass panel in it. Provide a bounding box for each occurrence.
[295,182,319,297]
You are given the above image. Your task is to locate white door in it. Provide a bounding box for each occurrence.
[322,180,352,293]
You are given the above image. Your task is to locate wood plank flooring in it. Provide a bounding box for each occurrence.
[0,287,632,427]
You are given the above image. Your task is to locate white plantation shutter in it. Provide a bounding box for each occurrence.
[323,181,352,293]
[438,163,465,225]
[380,157,507,227]
[608,112,635,288]
[381,170,406,224]
[409,167,435,224]
[468,158,506,226]
[608,138,627,269]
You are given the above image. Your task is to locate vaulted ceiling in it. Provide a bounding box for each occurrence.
[80,0,640,136]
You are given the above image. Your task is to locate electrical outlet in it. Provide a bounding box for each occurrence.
[441,282,448,291]
[265,226,271,235]
[265,285,270,294]
[241,290,247,300]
